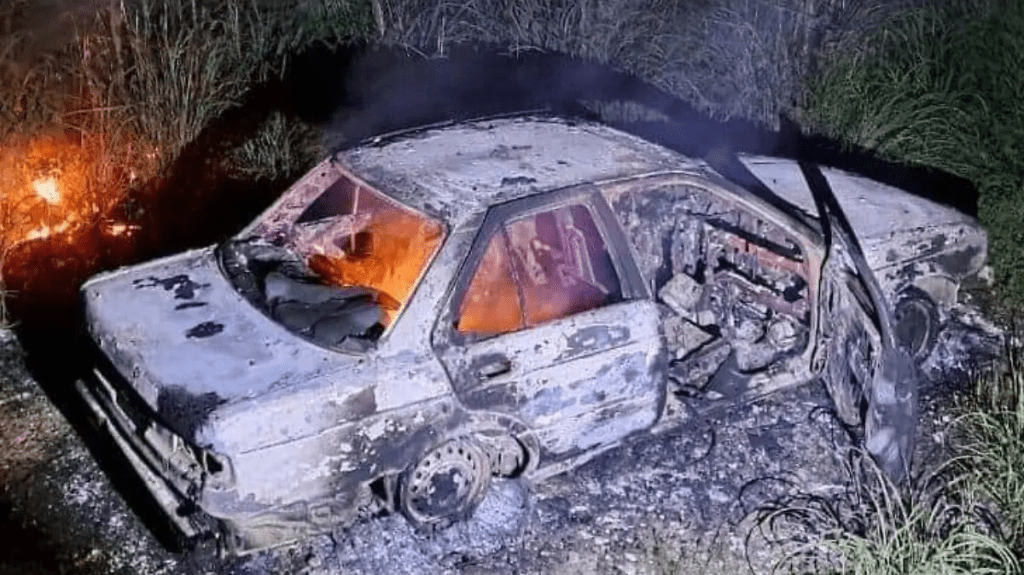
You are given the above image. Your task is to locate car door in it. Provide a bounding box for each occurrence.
[433,189,665,465]
[797,161,918,481]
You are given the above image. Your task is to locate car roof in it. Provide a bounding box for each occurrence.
[336,115,701,226]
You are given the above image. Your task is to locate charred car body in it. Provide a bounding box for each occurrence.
[76,116,987,554]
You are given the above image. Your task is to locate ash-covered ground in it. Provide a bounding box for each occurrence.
[0,312,998,575]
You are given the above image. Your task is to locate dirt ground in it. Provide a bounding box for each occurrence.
[0,313,996,575]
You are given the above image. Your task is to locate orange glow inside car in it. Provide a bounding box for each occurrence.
[294,181,444,327]
[456,203,622,337]
[457,233,525,336]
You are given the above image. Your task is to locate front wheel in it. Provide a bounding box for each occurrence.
[398,437,491,529]
[893,286,940,362]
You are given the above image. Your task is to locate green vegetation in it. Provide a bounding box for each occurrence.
[756,450,1020,574]
[749,345,1024,575]
[802,0,1024,304]
[751,3,1024,569]
[781,4,1024,567]
[956,345,1024,557]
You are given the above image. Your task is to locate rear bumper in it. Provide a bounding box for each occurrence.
[75,362,340,555]
[74,366,208,540]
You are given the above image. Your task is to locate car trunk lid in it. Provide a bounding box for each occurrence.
[82,246,354,441]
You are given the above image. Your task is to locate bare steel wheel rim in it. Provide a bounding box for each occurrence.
[401,437,490,527]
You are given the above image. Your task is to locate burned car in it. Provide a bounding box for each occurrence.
[76,116,987,554]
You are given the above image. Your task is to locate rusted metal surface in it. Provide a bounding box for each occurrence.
[76,116,989,555]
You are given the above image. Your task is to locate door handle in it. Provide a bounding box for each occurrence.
[475,357,512,379]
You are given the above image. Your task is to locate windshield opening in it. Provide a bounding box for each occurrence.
[290,176,445,326]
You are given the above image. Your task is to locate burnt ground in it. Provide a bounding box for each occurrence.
[0,316,997,575]
[0,324,842,575]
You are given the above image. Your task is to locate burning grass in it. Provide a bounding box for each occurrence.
[0,131,132,328]
[0,0,374,324]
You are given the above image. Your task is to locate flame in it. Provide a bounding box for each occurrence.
[0,131,156,249]
[32,177,61,204]
[306,207,444,327]
[25,221,73,241]
[0,131,154,328]
[1,134,97,246]
[103,222,140,237]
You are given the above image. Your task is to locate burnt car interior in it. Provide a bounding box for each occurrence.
[219,172,445,351]
[603,179,813,399]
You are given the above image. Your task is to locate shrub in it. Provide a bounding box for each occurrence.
[802,0,1024,303]
[956,342,1024,556]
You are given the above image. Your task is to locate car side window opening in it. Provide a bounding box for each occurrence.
[603,182,811,382]
[456,202,623,337]
[457,232,525,336]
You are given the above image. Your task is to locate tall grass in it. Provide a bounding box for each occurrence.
[62,0,371,173]
[0,2,70,136]
[372,0,903,127]
[1,0,374,186]
[956,344,1024,556]
[755,450,1019,574]
[802,0,1024,303]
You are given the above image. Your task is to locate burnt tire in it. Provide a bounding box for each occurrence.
[893,286,940,362]
[398,437,491,529]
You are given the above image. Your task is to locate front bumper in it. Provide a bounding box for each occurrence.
[74,363,217,540]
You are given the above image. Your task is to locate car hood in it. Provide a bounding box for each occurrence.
[82,246,356,441]
[738,156,978,239]
[738,156,987,278]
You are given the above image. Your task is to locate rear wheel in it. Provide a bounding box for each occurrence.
[398,437,491,529]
